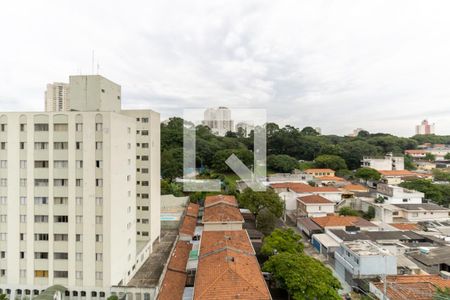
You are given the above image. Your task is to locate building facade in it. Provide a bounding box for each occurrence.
[202,107,233,136]
[415,119,435,135]
[0,75,160,298]
[361,154,404,171]
[45,83,70,112]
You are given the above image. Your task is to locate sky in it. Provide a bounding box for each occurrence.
[1,0,450,136]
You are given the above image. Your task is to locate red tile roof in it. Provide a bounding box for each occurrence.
[343,184,369,192]
[298,195,334,205]
[200,230,255,256]
[158,241,192,300]
[270,182,340,193]
[203,203,244,223]
[180,203,200,236]
[379,170,416,177]
[317,176,346,182]
[186,203,200,218]
[311,215,377,229]
[305,168,335,173]
[390,223,420,231]
[204,195,238,207]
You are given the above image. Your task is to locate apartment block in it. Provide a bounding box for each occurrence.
[361,153,404,171]
[45,83,70,112]
[0,75,160,299]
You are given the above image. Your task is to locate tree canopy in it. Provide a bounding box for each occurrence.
[238,188,283,219]
[338,206,360,217]
[313,154,347,171]
[260,228,303,256]
[267,154,299,173]
[355,167,381,181]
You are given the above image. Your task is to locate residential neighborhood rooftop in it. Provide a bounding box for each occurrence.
[204,194,238,207]
[311,215,377,229]
[344,240,392,256]
[393,203,450,211]
[297,194,334,204]
[202,203,244,223]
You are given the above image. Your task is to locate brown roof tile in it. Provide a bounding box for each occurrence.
[390,223,420,231]
[186,203,200,218]
[179,215,197,236]
[305,168,335,173]
[270,182,340,193]
[311,215,377,229]
[379,170,416,177]
[204,195,238,207]
[200,230,255,256]
[158,270,187,300]
[203,203,244,223]
[298,195,334,204]
[168,241,192,272]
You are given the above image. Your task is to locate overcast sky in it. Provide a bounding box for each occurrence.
[1,0,450,136]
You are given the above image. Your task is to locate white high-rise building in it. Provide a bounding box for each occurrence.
[203,107,234,136]
[45,83,70,112]
[0,75,160,298]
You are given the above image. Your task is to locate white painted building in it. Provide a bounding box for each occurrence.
[45,83,70,112]
[361,154,404,171]
[202,107,234,136]
[376,184,424,204]
[0,75,160,298]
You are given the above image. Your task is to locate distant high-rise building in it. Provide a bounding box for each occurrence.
[415,119,435,135]
[236,122,254,137]
[203,107,234,136]
[45,82,70,112]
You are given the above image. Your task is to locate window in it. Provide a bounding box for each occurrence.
[142,143,149,148]
[96,142,102,150]
[141,181,149,186]
[20,160,27,169]
[141,168,149,174]
[96,216,103,224]
[54,252,68,259]
[96,179,103,187]
[34,179,48,186]
[95,123,103,131]
[141,194,149,199]
[54,271,68,278]
[76,197,83,205]
[96,234,103,242]
[34,270,49,278]
[95,197,103,206]
[75,142,82,150]
[0,197,7,205]
[20,142,25,149]
[141,130,149,136]
[20,178,27,187]
[141,155,149,161]
[76,234,82,242]
[95,253,103,261]
[20,124,26,132]
[76,179,83,187]
[34,142,48,150]
[76,123,83,132]
[34,234,48,241]
[54,179,68,187]
[34,252,48,259]
[54,160,68,168]
[20,215,26,223]
[20,233,26,241]
[142,206,149,211]
[0,215,6,223]
[76,160,83,168]
[0,124,6,132]
[0,179,7,187]
[0,160,6,168]
[54,234,68,241]
[0,233,6,241]
[34,124,49,131]
[128,143,131,149]
[76,252,82,261]
[20,251,25,259]
[53,124,68,132]
[54,142,68,150]
[54,215,68,223]
[54,197,67,205]
[34,197,47,205]
[76,271,83,279]
[95,272,103,280]
[34,215,48,223]
[20,197,26,205]
[96,160,103,168]
[142,232,149,237]
[127,175,131,181]
[34,160,49,168]
[76,216,83,224]
[0,251,5,258]
[141,117,149,123]
[142,219,149,224]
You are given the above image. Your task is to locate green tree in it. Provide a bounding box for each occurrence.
[161,179,183,196]
[238,188,283,221]
[260,228,303,256]
[404,155,417,170]
[434,287,450,299]
[363,206,376,220]
[338,206,360,216]
[263,253,342,300]
[267,154,299,173]
[300,126,320,136]
[211,149,253,173]
[313,154,347,171]
[357,130,370,138]
[432,169,450,182]
[107,296,119,300]
[161,148,183,181]
[256,209,278,236]
[445,153,450,160]
[355,167,381,181]
[425,153,436,161]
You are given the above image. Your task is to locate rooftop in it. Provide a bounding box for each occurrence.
[329,229,427,242]
[409,246,450,266]
[311,216,377,229]
[343,184,369,192]
[297,194,334,204]
[271,182,341,193]
[204,194,238,208]
[305,168,335,173]
[186,203,200,218]
[200,230,254,256]
[344,240,392,256]
[393,203,450,211]
[379,170,417,177]
[203,203,244,223]
[390,223,420,231]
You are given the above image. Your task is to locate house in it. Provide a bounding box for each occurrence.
[369,274,450,300]
[296,217,323,238]
[310,233,340,259]
[270,182,344,211]
[383,203,450,223]
[267,172,314,183]
[193,230,271,300]
[305,168,335,177]
[361,154,404,171]
[405,149,428,159]
[202,195,244,231]
[342,184,369,194]
[376,183,424,204]
[378,170,418,185]
[334,240,397,287]
[408,247,450,274]
[297,195,335,217]
[310,215,379,231]
[179,203,200,241]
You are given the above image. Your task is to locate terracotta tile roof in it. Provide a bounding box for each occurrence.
[343,184,369,192]
[186,203,200,217]
[311,215,377,229]
[194,249,271,300]
[317,176,346,182]
[158,241,192,300]
[203,203,244,223]
[373,275,450,300]
[270,182,307,189]
[180,215,197,236]
[390,223,420,231]
[204,195,238,208]
[298,195,334,205]
[305,168,335,173]
[200,230,255,256]
[290,184,340,194]
[379,170,416,177]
